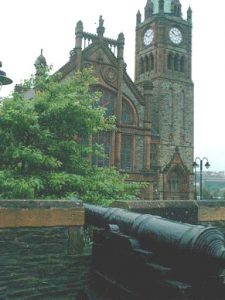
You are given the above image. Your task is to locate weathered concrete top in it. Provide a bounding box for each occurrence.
[0,200,84,228]
[197,200,225,222]
[111,200,198,223]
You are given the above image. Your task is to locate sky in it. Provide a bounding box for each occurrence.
[1,0,225,172]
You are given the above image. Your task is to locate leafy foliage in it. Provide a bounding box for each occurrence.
[0,68,142,205]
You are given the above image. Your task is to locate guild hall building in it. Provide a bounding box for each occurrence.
[36,0,194,200]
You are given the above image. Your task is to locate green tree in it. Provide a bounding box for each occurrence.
[0,68,142,205]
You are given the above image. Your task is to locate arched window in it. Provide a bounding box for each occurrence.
[174,54,179,71]
[145,56,149,72]
[120,134,132,171]
[180,56,185,72]
[140,57,144,74]
[122,101,134,125]
[92,132,111,167]
[150,143,158,167]
[168,171,181,192]
[167,53,173,70]
[150,53,154,71]
[180,90,185,128]
[169,88,173,127]
[92,87,116,167]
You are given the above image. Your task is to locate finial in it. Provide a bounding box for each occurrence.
[187,6,192,22]
[136,10,141,25]
[76,20,83,34]
[34,49,47,76]
[117,32,125,46]
[97,15,105,38]
[145,0,153,19]
[99,15,104,27]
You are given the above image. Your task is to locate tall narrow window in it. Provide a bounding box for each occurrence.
[169,88,173,127]
[99,89,115,116]
[174,54,179,71]
[140,58,144,74]
[181,91,185,128]
[169,172,181,192]
[145,56,149,72]
[180,56,185,72]
[150,143,158,167]
[150,53,154,71]
[120,135,132,171]
[167,53,173,70]
[92,132,111,167]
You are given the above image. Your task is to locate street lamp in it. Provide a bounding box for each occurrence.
[0,61,13,89]
[193,157,210,200]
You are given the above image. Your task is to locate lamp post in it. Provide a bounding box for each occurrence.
[0,61,13,89]
[193,157,210,200]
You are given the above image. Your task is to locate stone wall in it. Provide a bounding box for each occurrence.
[111,200,198,223]
[0,200,90,299]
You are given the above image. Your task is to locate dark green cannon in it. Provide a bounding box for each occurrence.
[85,204,225,299]
[85,204,225,274]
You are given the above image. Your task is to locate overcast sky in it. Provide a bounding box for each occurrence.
[1,0,225,172]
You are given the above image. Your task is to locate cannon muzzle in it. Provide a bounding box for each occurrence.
[85,204,225,272]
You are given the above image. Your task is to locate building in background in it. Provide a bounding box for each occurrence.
[36,0,194,200]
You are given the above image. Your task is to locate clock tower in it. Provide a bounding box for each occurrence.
[135,0,194,199]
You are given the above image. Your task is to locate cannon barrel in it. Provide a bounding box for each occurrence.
[85,204,225,268]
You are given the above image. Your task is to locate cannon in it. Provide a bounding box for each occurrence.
[85,204,225,299]
[85,204,225,274]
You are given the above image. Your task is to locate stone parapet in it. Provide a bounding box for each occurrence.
[0,200,89,299]
[111,200,198,223]
[197,200,225,222]
[0,199,84,228]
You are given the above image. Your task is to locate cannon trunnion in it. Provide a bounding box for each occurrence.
[85,204,225,300]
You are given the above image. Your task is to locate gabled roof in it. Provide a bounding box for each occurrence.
[163,147,190,174]
[57,38,144,105]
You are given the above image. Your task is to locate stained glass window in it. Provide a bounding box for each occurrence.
[120,134,132,171]
[122,101,133,125]
[168,171,181,192]
[92,132,111,167]
[99,89,116,116]
[150,143,158,167]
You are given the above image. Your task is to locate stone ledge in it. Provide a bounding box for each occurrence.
[197,201,225,222]
[111,200,198,223]
[0,200,84,228]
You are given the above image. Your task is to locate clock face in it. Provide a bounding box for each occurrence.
[169,27,182,44]
[144,29,154,46]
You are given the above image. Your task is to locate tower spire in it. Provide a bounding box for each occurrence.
[136,10,141,25]
[187,6,192,23]
[145,0,153,19]
[171,0,182,17]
